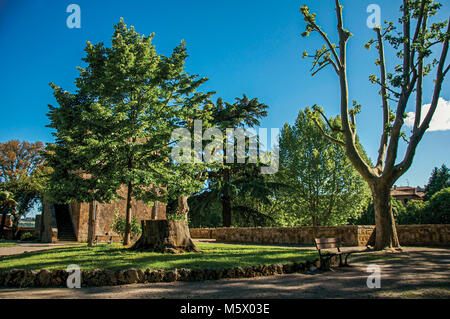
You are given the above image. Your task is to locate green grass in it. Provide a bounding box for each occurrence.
[0,243,317,271]
[0,241,18,247]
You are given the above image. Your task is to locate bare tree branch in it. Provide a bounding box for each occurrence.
[374,27,390,174]
[393,18,450,182]
[312,118,345,146]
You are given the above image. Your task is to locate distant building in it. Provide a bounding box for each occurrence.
[391,186,425,206]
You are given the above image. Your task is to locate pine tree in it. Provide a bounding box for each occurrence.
[424,164,450,200]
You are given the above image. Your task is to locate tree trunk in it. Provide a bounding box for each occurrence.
[222,168,232,227]
[178,196,189,221]
[123,181,133,246]
[0,212,7,238]
[87,201,97,247]
[151,201,158,219]
[222,197,231,227]
[11,216,19,240]
[131,220,199,253]
[372,183,401,250]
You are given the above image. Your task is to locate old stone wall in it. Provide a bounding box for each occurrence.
[397,225,449,246]
[1,227,37,240]
[189,225,450,247]
[74,185,167,242]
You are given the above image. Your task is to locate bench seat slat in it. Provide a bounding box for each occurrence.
[314,238,340,243]
[316,243,340,250]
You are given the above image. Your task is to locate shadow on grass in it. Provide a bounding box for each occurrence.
[0,243,318,271]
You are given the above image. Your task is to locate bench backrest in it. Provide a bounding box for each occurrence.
[314,237,341,251]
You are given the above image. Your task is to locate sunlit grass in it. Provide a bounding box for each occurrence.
[0,241,17,247]
[0,242,317,271]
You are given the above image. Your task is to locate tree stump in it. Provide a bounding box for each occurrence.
[131,220,200,253]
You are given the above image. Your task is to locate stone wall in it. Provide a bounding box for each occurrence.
[189,225,450,247]
[2,227,46,241]
[190,226,361,246]
[41,185,167,243]
[0,258,322,288]
[80,185,166,242]
[397,225,449,246]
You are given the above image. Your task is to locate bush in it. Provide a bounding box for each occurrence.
[423,187,450,224]
[349,198,405,225]
[393,187,450,224]
[110,210,142,240]
[19,232,35,241]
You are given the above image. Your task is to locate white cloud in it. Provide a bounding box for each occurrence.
[405,97,450,132]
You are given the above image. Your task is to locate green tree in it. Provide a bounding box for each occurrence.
[46,19,213,245]
[424,164,450,200]
[401,200,427,224]
[275,108,370,226]
[0,140,48,238]
[110,210,142,240]
[188,96,282,227]
[300,0,450,249]
[423,187,450,223]
[350,198,406,225]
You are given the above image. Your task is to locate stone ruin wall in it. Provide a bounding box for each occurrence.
[189,225,450,247]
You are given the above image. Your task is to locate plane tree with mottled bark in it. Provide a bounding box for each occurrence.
[300,0,450,250]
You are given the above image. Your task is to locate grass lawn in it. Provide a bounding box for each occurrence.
[0,241,17,248]
[0,242,317,271]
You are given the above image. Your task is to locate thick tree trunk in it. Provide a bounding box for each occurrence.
[123,181,133,246]
[131,220,199,253]
[371,183,401,250]
[222,169,232,227]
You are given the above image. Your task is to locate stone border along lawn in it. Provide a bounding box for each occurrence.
[0,242,323,288]
[0,259,322,288]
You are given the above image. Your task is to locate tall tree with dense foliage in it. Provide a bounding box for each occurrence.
[47,19,213,245]
[300,0,450,249]
[276,108,370,226]
[188,96,279,227]
[424,164,449,200]
[0,140,48,238]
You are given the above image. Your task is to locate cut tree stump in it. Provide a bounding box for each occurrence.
[131,220,200,253]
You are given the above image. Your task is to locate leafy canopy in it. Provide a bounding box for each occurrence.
[46,19,214,206]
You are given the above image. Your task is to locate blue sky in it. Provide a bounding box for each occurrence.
[0,0,448,187]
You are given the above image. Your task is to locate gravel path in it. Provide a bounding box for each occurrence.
[0,247,448,299]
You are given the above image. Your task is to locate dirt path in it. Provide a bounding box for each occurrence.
[0,242,75,257]
[0,247,448,299]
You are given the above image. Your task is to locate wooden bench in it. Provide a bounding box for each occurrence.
[314,237,362,270]
[94,234,117,245]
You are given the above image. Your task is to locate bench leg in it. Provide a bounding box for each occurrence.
[319,256,335,271]
[343,253,353,267]
[338,254,344,267]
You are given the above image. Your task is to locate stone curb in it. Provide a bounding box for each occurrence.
[0,259,321,288]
